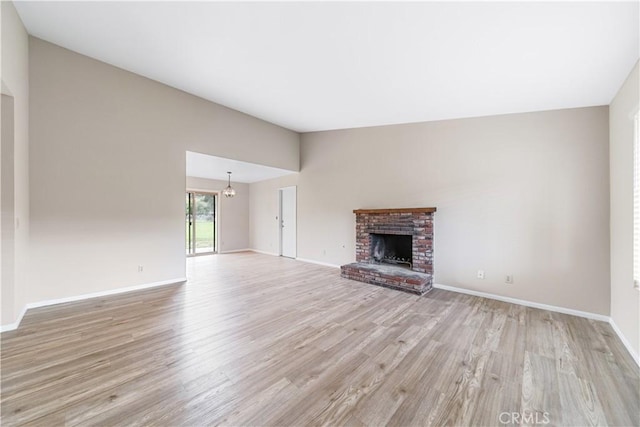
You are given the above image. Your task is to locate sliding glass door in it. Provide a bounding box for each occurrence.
[186,192,217,255]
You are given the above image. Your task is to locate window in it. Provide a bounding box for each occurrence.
[634,111,640,289]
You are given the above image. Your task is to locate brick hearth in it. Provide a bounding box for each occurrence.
[341,207,436,295]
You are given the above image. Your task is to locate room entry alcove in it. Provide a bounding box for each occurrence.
[341,208,436,294]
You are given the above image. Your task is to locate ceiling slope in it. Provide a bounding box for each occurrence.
[15,1,640,132]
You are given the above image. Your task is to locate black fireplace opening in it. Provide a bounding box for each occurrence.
[370,234,412,268]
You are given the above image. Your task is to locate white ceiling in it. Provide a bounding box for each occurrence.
[186,151,296,183]
[15,1,639,133]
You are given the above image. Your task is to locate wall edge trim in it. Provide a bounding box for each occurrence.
[295,257,341,269]
[433,283,610,321]
[0,277,187,333]
[434,283,638,366]
[249,249,280,256]
[0,305,28,333]
[609,317,640,367]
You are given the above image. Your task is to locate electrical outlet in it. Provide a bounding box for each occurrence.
[477,270,485,279]
[505,275,514,284]
[138,265,144,272]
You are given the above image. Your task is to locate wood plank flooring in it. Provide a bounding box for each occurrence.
[1,252,638,426]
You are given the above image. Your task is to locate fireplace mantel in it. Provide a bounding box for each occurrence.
[353,207,437,214]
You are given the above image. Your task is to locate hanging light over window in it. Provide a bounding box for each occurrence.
[223,171,236,198]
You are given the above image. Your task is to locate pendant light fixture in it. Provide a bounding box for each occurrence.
[223,171,236,198]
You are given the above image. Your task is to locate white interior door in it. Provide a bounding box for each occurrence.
[280,186,297,258]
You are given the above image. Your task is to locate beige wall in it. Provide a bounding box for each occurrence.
[1,2,29,326]
[186,176,250,252]
[251,107,611,315]
[27,38,298,306]
[610,61,640,359]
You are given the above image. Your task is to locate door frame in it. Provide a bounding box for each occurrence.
[186,189,219,257]
[278,186,297,258]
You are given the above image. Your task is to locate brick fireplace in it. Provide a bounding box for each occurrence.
[340,208,436,295]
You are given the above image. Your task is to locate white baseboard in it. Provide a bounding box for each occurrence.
[609,318,640,367]
[0,277,187,333]
[434,283,639,367]
[219,248,251,254]
[433,283,610,322]
[249,249,279,256]
[295,257,341,269]
[247,249,342,269]
[3,268,637,368]
[0,305,28,333]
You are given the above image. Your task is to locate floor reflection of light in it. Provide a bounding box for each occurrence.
[175,255,233,385]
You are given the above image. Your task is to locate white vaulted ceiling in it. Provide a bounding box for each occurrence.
[14,1,640,132]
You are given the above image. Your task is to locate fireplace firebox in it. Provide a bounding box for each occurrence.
[341,207,436,295]
[370,234,412,267]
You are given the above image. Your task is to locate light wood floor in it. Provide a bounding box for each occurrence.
[1,253,638,426]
